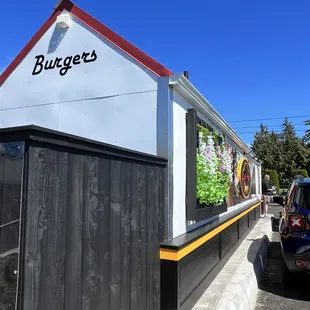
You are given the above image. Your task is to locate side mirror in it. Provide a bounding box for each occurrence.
[273,195,284,206]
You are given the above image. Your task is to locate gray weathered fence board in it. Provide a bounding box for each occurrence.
[65,153,84,310]
[20,140,166,310]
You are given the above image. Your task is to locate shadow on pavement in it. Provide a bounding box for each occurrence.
[250,214,310,304]
[258,240,310,302]
[246,216,279,285]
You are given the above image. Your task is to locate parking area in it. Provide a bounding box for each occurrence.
[255,203,310,309]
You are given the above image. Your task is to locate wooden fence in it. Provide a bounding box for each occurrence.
[0,126,167,310]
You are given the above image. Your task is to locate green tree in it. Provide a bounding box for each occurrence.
[304,120,310,144]
[303,120,310,175]
[251,124,283,178]
[292,169,308,178]
[252,118,309,185]
[279,117,309,184]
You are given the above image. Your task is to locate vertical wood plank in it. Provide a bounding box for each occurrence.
[158,166,167,308]
[22,146,45,310]
[81,155,110,310]
[130,163,140,309]
[81,155,99,310]
[138,165,147,310]
[99,156,111,310]
[23,146,68,310]
[120,161,131,310]
[153,167,161,310]
[39,148,68,310]
[146,166,155,310]
[109,160,122,310]
[64,153,84,310]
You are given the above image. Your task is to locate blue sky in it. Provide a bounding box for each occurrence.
[1,0,310,144]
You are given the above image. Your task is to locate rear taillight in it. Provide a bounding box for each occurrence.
[288,215,305,230]
[296,260,306,268]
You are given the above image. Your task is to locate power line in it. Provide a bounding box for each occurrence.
[237,129,307,134]
[229,114,310,123]
[233,123,308,129]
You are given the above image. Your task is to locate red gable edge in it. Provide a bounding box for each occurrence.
[0,0,172,86]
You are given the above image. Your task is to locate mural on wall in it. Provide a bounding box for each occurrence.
[227,149,253,207]
[196,121,233,207]
[196,118,253,209]
[237,158,252,199]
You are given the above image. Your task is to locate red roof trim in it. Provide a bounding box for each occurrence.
[0,0,172,86]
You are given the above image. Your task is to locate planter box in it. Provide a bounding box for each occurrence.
[195,200,228,222]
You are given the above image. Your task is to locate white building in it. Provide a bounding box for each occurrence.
[0,0,261,240]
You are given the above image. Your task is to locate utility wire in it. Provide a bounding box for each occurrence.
[229,114,310,123]
[237,129,307,134]
[233,123,308,129]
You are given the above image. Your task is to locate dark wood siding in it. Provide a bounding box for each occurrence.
[221,222,238,258]
[179,235,220,305]
[161,203,261,310]
[238,215,248,238]
[248,209,255,227]
[21,141,167,310]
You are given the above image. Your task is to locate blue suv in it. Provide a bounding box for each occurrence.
[278,175,310,283]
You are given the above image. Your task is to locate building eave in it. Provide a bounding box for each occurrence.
[169,73,260,165]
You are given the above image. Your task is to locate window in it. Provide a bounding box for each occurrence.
[294,185,310,210]
[0,141,24,309]
[286,182,296,204]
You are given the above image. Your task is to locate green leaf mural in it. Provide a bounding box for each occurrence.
[196,125,233,205]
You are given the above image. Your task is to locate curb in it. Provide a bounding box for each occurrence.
[192,216,273,310]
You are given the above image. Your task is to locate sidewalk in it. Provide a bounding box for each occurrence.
[192,215,273,310]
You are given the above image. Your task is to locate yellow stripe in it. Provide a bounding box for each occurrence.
[160,202,261,261]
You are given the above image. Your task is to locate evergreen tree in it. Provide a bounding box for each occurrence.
[279,118,298,183]
[304,119,310,144]
[251,118,309,185]
[279,117,309,184]
[251,124,283,177]
[303,120,310,175]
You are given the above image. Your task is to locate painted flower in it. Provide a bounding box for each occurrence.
[197,125,233,205]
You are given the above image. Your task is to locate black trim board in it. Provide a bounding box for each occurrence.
[161,198,261,251]
[185,108,197,221]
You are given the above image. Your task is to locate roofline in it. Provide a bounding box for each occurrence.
[0,0,172,86]
[169,74,260,165]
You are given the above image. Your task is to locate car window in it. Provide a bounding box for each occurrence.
[294,187,302,206]
[294,185,310,210]
[286,182,296,205]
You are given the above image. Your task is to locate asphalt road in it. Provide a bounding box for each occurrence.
[255,203,310,310]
